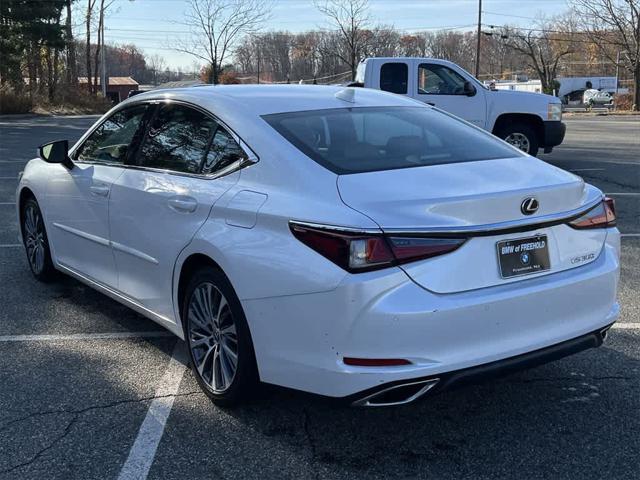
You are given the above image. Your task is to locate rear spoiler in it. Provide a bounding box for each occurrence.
[381,194,605,239]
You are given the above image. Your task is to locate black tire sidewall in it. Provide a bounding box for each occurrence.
[22,198,56,282]
[499,123,540,157]
[181,267,258,406]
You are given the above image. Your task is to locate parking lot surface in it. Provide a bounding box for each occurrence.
[0,114,638,479]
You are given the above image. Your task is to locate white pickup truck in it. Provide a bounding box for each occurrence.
[353,57,566,157]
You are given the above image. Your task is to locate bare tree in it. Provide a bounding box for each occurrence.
[85,0,116,94]
[572,0,640,110]
[315,0,370,80]
[148,54,166,85]
[176,0,272,84]
[85,0,98,93]
[64,0,78,86]
[93,0,105,93]
[502,19,575,93]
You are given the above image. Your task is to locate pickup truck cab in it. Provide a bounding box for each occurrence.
[354,57,566,156]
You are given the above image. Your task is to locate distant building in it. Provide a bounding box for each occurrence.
[556,76,627,99]
[78,77,139,103]
[488,79,543,94]
[484,76,628,104]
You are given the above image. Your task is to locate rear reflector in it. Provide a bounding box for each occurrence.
[344,357,412,367]
[569,197,616,229]
[290,222,466,273]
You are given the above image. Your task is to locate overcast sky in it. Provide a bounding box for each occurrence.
[96,0,570,69]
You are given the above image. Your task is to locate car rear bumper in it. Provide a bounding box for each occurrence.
[347,322,613,406]
[543,120,566,151]
[243,229,620,399]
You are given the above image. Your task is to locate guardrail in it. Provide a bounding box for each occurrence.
[563,106,610,115]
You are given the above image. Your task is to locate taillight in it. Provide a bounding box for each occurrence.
[387,237,466,264]
[569,197,616,229]
[290,222,465,273]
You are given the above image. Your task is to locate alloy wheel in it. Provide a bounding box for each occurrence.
[187,282,239,393]
[23,204,46,275]
[504,132,531,153]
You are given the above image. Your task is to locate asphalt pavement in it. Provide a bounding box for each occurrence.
[0,114,638,480]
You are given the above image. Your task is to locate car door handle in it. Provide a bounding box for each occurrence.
[89,185,110,197]
[167,196,198,213]
[426,102,436,106]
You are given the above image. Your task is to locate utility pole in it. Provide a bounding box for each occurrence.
[615,50,620,97]
[100,5,107,97]
[257,46,260,84]
[475,0,482,78]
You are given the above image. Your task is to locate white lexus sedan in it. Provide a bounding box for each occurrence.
[16,85,620,407]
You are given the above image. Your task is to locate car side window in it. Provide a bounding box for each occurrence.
[137,104,217,174]
[201,127,247,175]
[76,104,148,164]
[418,64,467,95]
[380,62,408,94]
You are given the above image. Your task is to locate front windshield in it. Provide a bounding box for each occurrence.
[263,106,521,174]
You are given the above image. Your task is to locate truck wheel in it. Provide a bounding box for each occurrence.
[498,123,539,157]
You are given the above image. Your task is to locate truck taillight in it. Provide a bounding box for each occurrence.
[569,197,616,229]
[290,223,465,273]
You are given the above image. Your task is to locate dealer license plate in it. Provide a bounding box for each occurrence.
[496,235,550,278]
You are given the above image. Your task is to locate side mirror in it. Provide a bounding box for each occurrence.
[463,81,476,97]
[38,140,73,169]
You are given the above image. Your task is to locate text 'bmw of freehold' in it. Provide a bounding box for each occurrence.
[16,85,620,407]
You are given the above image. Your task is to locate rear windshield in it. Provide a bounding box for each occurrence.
[263,106,522,174]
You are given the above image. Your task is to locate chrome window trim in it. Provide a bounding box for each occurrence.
[73,156,255,181]
[70,98,259,180]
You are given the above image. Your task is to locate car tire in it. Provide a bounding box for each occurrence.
[21,197,57,282]
[498,123,540,157]
[182,267,259,407]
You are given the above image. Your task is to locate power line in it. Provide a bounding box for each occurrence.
[482,11,539,21]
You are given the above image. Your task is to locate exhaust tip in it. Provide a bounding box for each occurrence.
[352,379,439,407]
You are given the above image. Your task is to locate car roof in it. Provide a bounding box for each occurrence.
[123,84,423,118]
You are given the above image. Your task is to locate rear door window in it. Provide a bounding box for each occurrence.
[380,62,408,94]
[137,104,217,174]
[202,127,247,175]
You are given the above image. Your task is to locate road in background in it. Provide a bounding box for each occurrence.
[0,115,638,479]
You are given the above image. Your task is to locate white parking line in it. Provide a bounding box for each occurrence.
[570,168,606,172]
[0,177,19,179]
[118,342,188,480]
[611,323,640,330]
[621,234,640,238]
[0,202,16,205]
[0,331,174,342]
[606,193,640,196]
[0,244,21,248]
[554,158,639,167]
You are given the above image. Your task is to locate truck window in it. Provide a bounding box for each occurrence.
[380,63,408,94]
[418,64,467,95]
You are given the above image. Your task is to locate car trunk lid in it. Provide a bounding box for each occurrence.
[337,157,606,292]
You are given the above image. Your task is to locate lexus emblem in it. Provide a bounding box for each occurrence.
[520,197,539,215]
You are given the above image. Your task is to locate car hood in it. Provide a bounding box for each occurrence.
[491,89,560,103]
